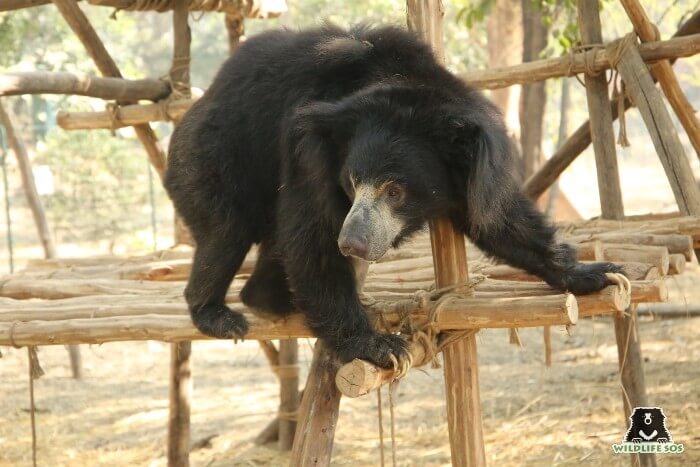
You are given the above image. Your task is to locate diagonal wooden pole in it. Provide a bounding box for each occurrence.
[407,1,485,466]
[51,0,167,179]
[620,0,700,159]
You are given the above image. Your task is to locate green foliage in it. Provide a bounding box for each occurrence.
[456,0,495,29]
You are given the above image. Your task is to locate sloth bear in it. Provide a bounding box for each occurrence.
[164,24,621,368]
[623,407,673,443]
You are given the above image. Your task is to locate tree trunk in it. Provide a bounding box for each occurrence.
[519,0,549,177]
[486,0,523,139]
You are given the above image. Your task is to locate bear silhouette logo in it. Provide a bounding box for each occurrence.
[623,407,673,443]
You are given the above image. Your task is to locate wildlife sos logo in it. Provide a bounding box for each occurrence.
[612,407,684,454]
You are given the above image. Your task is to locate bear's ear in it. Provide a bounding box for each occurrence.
[285,101,357,181]
[440,103,518,234]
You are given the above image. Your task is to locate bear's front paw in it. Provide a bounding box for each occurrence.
[335,333,409,369]
[564,262,624,295]
[191,304,249,339]
[631,438,643,443]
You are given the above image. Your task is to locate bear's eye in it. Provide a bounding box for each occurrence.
[385,184,403,202]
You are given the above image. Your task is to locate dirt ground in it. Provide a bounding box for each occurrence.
[1,267,699,467]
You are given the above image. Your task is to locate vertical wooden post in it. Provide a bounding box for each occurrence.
[289,341,341,466]
[168,340,191,467]
[278,339,300,450]
[576,2,652,467]
[407,1,486,466]
[168,2,192,466]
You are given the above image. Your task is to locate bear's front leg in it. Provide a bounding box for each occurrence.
[279,197,409,368]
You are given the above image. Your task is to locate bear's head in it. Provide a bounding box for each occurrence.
[288,83,516,261]
[624,407,673,443]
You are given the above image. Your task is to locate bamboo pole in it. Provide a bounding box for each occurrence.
[289,341,340,466]
[50,0,167,178]
[620,0,700,159]
[522,11,700,201]
[0,72,170,101]
[460,33,700,89]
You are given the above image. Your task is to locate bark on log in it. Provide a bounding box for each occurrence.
[56,99,195,130]
[602,244,670,276]
[620,0,700,158]
[277,339,299,451]
[289,341,340,466]
[2,0,286,17]
[461,33,700,89]
[0,72,171,101]
[0,291,589,346]
[567,233,694,261]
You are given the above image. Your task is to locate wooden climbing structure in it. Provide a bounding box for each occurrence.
[2,0,700,466]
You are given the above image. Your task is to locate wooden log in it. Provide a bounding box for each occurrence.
[1,0,286,17]
[602,244,669,276]
[0,72,171,101]
[335,340,427,398]
[278,339,299,451]
[638,303,700,318]
[460,33,700,90]
[573,240,603,261]
[0,291,586,345]
[620,0,700,159]
[168,339,191,467]
[522,13,700,200]
[567,233,694,261]
[51,0,167,178]
[289,341,340,466]
[168,2,193,465]
[613,40,700,215]
[408,2,485,464]
[56,98,196,131]
[668,254,686,275]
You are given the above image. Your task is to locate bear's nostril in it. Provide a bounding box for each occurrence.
[338,238,369,259]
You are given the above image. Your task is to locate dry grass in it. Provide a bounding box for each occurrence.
[1,291,699,466]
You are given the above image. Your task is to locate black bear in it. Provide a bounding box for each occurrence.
[623,407,673,443]
[164,24,621,368]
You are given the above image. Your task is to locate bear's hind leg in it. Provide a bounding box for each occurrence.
[185,228,253,339]
[240,243,294,316]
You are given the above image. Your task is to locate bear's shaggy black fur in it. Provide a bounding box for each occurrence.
[624,407,673,443]
[164,24,621,367]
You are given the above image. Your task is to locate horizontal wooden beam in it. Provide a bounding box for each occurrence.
[461,33,700,90]
[56,98,196,130]
[0,71,170,101]
[0,292,582,346]
[1,0,285,17]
